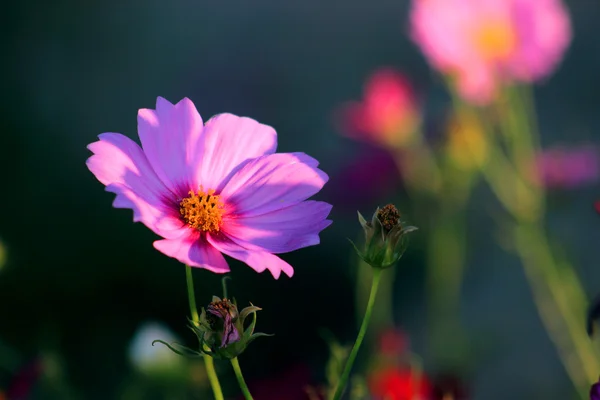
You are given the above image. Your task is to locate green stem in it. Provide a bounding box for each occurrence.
[231,357,254,400]
[514,224,599,398]
[185,265,224,400]
[426,207,468,366]
[332,268,383,400]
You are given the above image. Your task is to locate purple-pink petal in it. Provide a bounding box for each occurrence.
[220,153,329,218]
[223,201,332,253]
[87,97,332,278]
[207,234,294,279]
[154,234,230,273]
[193,113,278,192]
[137,97,204,194]
[86,133,184,238]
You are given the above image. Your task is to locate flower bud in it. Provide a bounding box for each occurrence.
[153,296,271,360]
[351,204,417,269]
[192,296,271,360]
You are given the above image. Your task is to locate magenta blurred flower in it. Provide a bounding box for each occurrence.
[592,376,600,400]
[242,364,316,400]
[327,149,401,211]
[87,97,331,278]
[334,68,420,148]
[536,145,600,189]
[410,0,571,104]
[6,358,43,400]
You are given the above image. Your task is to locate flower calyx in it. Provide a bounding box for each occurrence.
[351,204,417,269]
[192,296,271,359]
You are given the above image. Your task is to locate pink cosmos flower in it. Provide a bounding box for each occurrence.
[334,68,420,148]
[410,0,571,104]
[87,97,331,279]
[536,145,600,189]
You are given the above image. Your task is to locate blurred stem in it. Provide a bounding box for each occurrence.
[332,268,383,400]
[426,205,468,366]
[231,357,253,400]
[185,265,224,400]
[393,132,443,196]
[356,258,394,342]
[513,223,599,398]
[451,86,599,397]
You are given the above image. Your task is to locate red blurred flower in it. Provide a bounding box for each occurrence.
[335,68,420,149]
[378,328,409,356]
[594,200,600,215]
[430,373,469,400]
[368,367,430,400]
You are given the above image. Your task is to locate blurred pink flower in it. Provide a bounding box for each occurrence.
[87,97,331,279]
[536,145,600,189]
[410,0,571,104]
[334,69,420,148]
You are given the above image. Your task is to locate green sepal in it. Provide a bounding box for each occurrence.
[353,207,418,269]
[239,304,262,327]
[151,340,203,358]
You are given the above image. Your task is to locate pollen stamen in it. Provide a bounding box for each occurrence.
[474,19,516,61]
[179,188,224,233]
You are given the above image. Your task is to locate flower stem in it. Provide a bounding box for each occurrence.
[185,265,224,400]
[332,267,383,400]
[231,357,254,400]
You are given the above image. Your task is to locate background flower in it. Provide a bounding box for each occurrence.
[334,68,420,148]
[368,367,430,400]
[535,145,599,189]
[410,0,571,104]
[128,321,183,374]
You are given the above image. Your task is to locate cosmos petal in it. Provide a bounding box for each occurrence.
[220,153,328,217]
[223,201,332,253]
[193,113,278,191]
[137,97,204,193]
[154,234,230,273]
[207,234,294,279]
[86,132,184,237]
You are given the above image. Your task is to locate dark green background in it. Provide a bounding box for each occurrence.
[2,1,600,398]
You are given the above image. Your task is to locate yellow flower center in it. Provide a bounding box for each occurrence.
[474,19,517,61]
[179,188,224,233]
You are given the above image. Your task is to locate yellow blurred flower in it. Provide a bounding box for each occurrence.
[445,111,488,171]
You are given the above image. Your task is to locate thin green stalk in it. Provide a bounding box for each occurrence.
[455,85,599,397]
[355,259,394,341]
[185,265,224,400]
[331,268,383,400]
[426,207,468,366]
[231,357,253,400]
[514,224,600,398]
